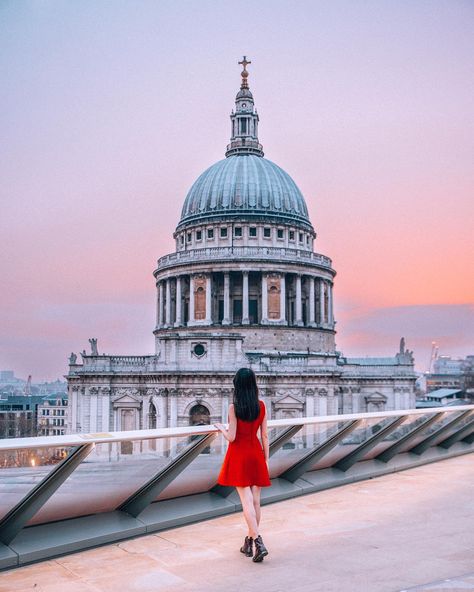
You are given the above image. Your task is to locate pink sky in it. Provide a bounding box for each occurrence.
[1,1,473,380]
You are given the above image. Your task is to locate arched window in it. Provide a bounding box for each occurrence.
[189,403,210,426]
[148,402,157,429]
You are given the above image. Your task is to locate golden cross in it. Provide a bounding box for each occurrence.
[238,56,251,71]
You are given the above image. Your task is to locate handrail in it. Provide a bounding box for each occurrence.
[1,405,473,451]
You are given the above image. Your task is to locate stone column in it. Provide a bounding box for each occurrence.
[280,273,286,323]
[328,282,333,326]
[242,271,250,324]
[174,276,182,327]
[309,276,316,326]
[158,282,164,328]
[101,392,110,431]
[261,273,268,323]
[165,278,171,327]
[223,272,231,325]
[319,280,325,326]
[89,391,97,432]
[295,273,303,326]
[189,275,195,322]
[169,394,178,428]
[205,274,212,324]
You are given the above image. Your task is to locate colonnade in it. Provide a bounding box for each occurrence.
[156,270,334,329]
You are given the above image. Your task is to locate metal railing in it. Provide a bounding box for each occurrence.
[0,405,473,569]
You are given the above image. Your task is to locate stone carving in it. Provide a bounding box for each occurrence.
[396,338,415,364]
[146,388,160,397]
[112,387,140,400]
[89,338,98,356]
[69,352,77,364]
[399,337,406,354]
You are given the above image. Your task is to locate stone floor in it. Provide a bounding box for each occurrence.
[1,453,473,592]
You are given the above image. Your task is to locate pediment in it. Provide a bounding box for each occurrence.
[275,395,303,405]
[111,390,141,404]
[273,393,305,409]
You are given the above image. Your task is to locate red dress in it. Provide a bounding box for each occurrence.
[217,400,271,487]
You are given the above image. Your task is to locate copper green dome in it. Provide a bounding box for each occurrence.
[177,57,314,232]
[177,154,312,230]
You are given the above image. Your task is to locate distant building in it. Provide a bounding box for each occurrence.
[37,394,68,436]
[0,395,44,438]
[425,355,473,394]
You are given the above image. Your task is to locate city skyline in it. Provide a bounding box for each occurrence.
[1,1,473,380]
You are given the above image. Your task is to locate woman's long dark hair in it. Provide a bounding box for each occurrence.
[233,367,260,421]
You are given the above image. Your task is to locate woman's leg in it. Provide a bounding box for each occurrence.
[235,486,259,539]
[251,486,262,527]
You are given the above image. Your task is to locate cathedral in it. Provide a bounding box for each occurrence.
[67,58,416,435]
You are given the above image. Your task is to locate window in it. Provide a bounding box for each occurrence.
[277,229,284,239]
[207,228,214,239]
[263,228,271,238]
[187,232,192,242]
[241,118,247,134]
[289,230,295,241]
[196,230,202,241]
[299,233,304,242]
[234,227,242,237]
[249,227,257,237]
[180,235,184,245]
[220,227,228,238]
[193,343,206,357]
[306,235,310,245]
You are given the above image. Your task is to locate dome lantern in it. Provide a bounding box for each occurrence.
[225,56,264,158]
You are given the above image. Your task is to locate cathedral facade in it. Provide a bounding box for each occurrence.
[67,59,416,435]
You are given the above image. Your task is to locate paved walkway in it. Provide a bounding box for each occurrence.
[1,453,473,592]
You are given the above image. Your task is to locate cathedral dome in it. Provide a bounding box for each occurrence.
[178,154,312,229]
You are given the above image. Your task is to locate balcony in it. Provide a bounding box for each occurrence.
[155,246,333,272]
[0,405,472,573]
[2,453,473,591]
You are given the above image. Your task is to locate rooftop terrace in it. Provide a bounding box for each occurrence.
[1,453,473,592]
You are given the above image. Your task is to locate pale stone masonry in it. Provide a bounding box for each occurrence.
[67,60,416,434]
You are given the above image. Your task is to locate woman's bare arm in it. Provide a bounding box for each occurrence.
[260,402,269,462]
[214,403,237,442]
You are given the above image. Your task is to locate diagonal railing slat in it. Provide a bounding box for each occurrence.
[334,416,407,472]
[118,433,217,518]
[437,418,474,449]
[0,444,94,545]
[375,412,446,463]
[279,420,363,483]
[409,410,474,455]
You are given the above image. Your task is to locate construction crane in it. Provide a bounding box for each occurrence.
[24,375,32,396]
[428,342,439,374]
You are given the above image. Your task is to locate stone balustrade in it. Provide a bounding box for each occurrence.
[156,246,332,271]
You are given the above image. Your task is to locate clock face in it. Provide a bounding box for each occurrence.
[242,103,246,108]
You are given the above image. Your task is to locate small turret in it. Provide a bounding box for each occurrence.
[225,56,264,157]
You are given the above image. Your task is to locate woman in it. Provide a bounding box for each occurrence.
[214,367,271,563]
